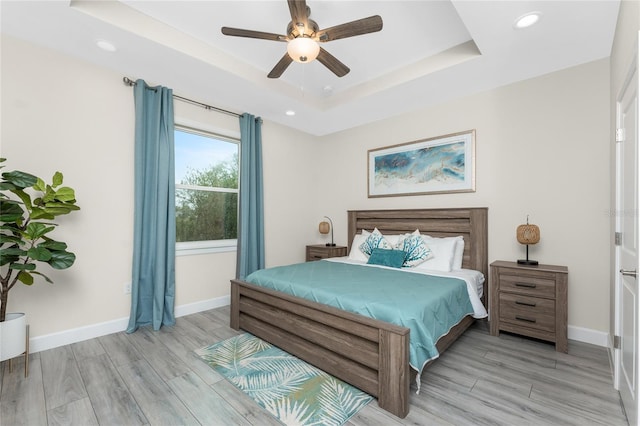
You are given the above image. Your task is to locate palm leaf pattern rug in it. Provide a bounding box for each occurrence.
[196,333,373,426]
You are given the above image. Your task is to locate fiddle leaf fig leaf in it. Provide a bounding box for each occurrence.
[3,247,27,257]
[0,234,22,244]
[0,252,19,266]
[39,239,67,251]
[52,171,63,187]
[53,187,76,203]
[17,271,34,285]
[2,170,37,189]
[48,250,76,269]
[44,204,80,216]
[42,186,55,203]
[27,246,52,262]
[0,201,25,222]
[10,262,36,271]
[25,222,55,240]
[34,178,46,192]
[30,207,54,220]
[10,188,32,210]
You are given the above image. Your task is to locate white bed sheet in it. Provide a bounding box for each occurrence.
[325,257,488,319]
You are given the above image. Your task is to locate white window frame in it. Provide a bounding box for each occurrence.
[174,125,239,256]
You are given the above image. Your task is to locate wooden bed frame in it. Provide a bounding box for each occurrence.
[230,208,488,418]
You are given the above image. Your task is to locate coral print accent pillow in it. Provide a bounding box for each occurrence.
[359,228,393,257]
[396,230,434,267]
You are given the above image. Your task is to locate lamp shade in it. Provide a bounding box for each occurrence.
[517,223,540,245]
[287,37,320,63]
[319,221,330,234]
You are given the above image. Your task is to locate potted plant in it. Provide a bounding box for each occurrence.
[0,158,80,364]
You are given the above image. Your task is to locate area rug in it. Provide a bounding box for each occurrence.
[195,333,373,426]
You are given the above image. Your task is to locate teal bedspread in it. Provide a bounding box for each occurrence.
[245,260,474,374]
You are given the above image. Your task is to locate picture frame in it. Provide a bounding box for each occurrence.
[368,129,476,198]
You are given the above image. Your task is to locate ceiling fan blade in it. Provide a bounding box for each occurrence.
[317,48,350,77]
[316,15,383,42]
[268,53,294,78]
[288,0,309,30]
[221,27,287,42]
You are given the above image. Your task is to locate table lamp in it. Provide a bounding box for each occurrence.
[318,216,335,247]
[517,216,540,266]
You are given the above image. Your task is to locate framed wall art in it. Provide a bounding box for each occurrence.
[368,129,475,198]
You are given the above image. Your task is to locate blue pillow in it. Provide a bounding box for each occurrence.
[367,248,407,268]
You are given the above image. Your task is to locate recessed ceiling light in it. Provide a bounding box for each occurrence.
[96,39,117,52]
[285,110,296,116]
[514,12,542,29]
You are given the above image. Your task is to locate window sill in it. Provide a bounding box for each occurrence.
[176,240,237,257]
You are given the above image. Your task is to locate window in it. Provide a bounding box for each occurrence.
[174,126,239,255]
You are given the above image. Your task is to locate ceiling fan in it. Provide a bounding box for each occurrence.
[221,0,383,79]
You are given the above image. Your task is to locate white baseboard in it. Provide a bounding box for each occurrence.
[29,301,608,354]
[568,325,609,347]
[29,295,231,354]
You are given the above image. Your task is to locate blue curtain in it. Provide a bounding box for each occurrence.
[236,113,265,280]
[127,79,176,333]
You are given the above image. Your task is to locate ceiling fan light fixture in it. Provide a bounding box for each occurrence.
[287,37,320,63]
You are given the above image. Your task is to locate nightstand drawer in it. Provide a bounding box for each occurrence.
[307,247,330,260]
[499,273,556,298]
[499,293,556,332]
[305,245,348,262]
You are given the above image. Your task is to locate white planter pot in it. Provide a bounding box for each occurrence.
[0,312,27,361]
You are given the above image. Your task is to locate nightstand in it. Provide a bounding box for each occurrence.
[490,260,568,352]
[305,244,348,261]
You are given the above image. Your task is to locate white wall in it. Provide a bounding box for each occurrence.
[317,59,611,337]
[1,35,317,347]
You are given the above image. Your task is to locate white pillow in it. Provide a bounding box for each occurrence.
[416,236,458,272]
[348,230,370,261]
[423,235,465,270]
[453,237,465,270]
[384,234,401,247]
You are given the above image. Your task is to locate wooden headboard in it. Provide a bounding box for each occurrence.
[347,208,489,306]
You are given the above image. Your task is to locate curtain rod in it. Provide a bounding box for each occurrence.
[122,77,240,118]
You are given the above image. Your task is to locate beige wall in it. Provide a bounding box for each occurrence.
[609,1,640,348]
[317,59,611,335]
[1,35,317,341]
[1,32,612,345]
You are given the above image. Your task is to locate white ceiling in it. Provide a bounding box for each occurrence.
[1,1,620,136]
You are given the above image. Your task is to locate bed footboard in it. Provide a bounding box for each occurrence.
[230,279,410,418]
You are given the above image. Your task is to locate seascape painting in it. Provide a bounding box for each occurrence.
[368,130,475,197]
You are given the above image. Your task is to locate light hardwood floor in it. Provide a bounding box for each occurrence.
[0,306,628,425]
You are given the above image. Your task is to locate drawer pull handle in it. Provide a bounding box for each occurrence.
[515,315,537,323]
[515,282,536,288]
[515,300,537,307]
